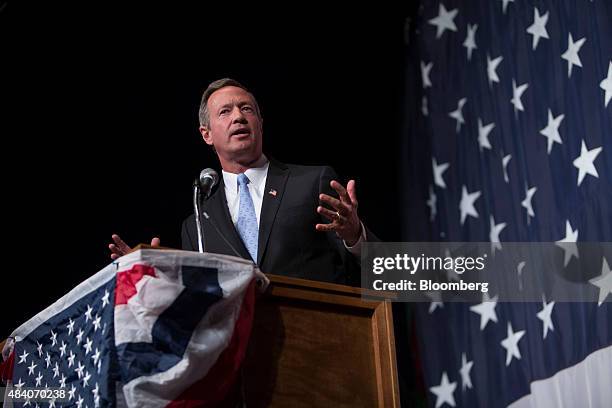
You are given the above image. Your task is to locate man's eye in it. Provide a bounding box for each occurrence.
[219,109,229,115]
[242,106,253,112]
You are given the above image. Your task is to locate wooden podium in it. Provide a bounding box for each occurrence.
[243,274,399,407]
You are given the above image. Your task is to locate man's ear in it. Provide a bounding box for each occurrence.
[199,126,213,146]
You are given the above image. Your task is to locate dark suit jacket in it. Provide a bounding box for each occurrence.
[181,159,361,285]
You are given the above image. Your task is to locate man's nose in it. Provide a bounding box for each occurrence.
[231,107,247,123]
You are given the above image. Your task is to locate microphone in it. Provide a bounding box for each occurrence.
[198,168,219,199]
[193,168,219,253]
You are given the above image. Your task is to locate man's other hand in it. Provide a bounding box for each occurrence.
[108,234,161,260]
[316,179,362,246]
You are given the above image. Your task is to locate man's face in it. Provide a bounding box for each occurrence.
[200,86,263,164]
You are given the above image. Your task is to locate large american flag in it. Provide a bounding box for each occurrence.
[1,249,257,407]
[401,1,612,407]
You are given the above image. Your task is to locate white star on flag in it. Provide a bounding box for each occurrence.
[68,350,76,367]
[66,318,75,335]
[501,0,514,14]
[93,314,102,331]
[502,154,511,183]
[422,96,429,116]
[537,299,556,339]
[540,109,564,154]
[449,97,467,133]
[93,384,100,407]
[573,139,602,186]
[84,337,94,355]
[421,61,433,88]
[428,4,458,39]
[85,304,94,322]
[75,361,85,379]
[487,54,503,87]
[489,215,506,254]
[477,118,494,151]
[427,185,437,221]
[432,157,450,188]
[517,261,526,291]
[68,384,76,400]
[463,24,478,61]
[561,33,586,78]
[521,185,537,220]
[430,372,457,408]
[429,301,444,314]
[589,257,612,306]
[555,220,579,267]
[444,248,461,283]
[501,322,526,366]
[459,353,474,391]
[526,7,549,50]
[76,328,84,345]
[470,293,498,330]
[426,290,444,314]
[600,61,612,107]
[18,350,29,364]
[27,361,37,376]
[92,347,102,365]
[459,185,481,225]
[511,79,529,114]
[50,330,57,347]
[83,371,92,387]
[101,289,110,308]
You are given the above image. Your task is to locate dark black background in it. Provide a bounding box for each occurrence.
[0,2,421,401]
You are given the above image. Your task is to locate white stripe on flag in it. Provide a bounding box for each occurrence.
[509,345,612,408]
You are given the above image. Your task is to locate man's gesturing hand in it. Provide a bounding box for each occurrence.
[108,234,161,260]
[316,180,362,246]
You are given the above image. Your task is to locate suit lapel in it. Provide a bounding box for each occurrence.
[203,179,252,260]
[257,160,289,266]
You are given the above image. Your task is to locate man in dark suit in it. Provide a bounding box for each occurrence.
[110,78,370,284]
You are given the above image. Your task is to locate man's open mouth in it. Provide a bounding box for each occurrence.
[231,128,251,137]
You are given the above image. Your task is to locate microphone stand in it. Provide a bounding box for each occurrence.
[193,179,205,253]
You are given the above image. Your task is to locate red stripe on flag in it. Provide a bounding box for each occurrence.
[115,264,157,305]
[166,280,257,408]
[0,350,15,383]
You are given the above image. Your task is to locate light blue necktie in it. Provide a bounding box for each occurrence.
[236,173,259,262]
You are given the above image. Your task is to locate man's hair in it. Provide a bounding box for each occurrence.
[198,78,261,128]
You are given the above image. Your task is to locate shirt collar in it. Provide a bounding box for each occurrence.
[222,155,270,193]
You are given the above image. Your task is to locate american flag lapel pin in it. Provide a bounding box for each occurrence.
[268,189,277,197]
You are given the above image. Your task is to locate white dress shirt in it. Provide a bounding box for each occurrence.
[222,159,270,227]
